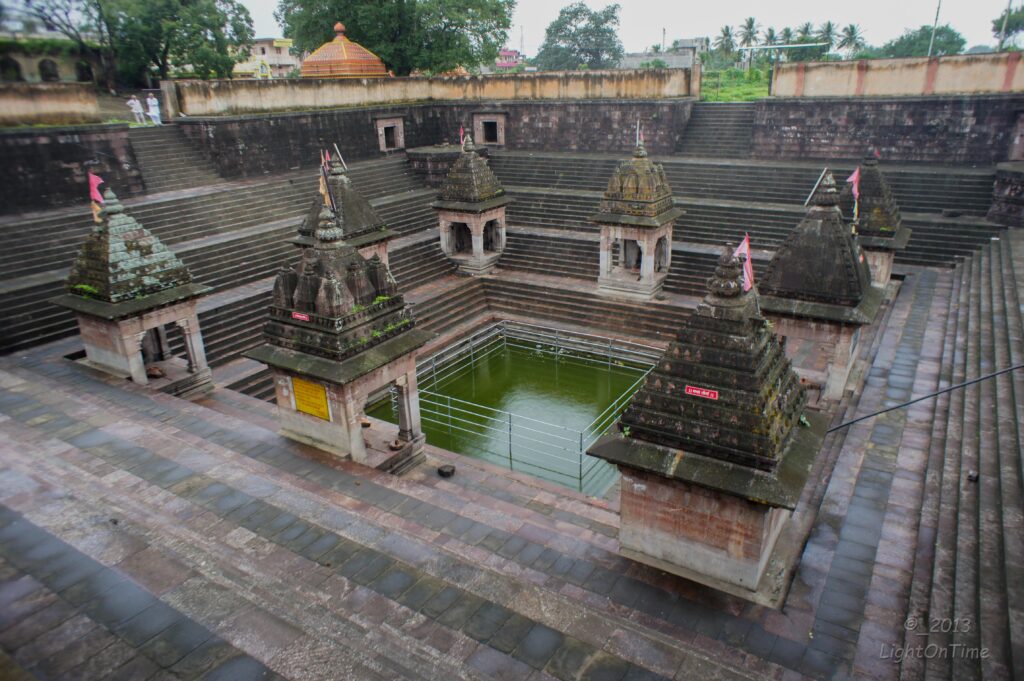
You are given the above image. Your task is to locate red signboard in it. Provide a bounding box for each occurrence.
[685,385,719,400]
[290,312,311,322]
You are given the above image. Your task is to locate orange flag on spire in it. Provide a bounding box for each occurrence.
[733,234,754,292]
[88,172,105,203]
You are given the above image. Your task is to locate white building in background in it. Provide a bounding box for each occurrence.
[234,38,304,79]
[618,37,709,70]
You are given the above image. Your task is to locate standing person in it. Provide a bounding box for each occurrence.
[126,95,145,125]
[145,93,162,126]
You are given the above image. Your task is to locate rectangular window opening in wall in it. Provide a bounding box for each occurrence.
[384,125,397,150]
[483,121,499,144]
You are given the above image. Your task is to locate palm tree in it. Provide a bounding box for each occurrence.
[796,22,814,41]
[817,21,838,50]
[739,17,760,47]
[762,27,778,46]
[838,24,866,57]
[779,27,795,44]
[714,25,735,54]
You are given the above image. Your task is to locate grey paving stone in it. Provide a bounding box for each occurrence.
[396,578,442,612]
[111,602,184,647]
[272,520,311,544]
[767,636,806,669]
[351,553,393,585]
[462,602,513,643]
[139,617,214,668]
[512,622,564,670]
[436,592,484,630]
[497,535,528,559]
[369,567,416,600]
[200,654,273,680]
[59,570,127,607]
[545,636,597,681]
[81,581,157,628]
[465,644,535,681]
[581,652,631,681]
[420,585,463,619]
[583,566,619,596]
[299,533,341,562]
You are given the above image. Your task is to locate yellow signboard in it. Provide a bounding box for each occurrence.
[292,376,330,421]
[273,39,293,48]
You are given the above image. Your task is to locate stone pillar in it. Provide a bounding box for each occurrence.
[176,315,208,374]
[341,386,368,464]
[122,332,148,385]
[471,226,484,262]
[395,372,422,442]
[599,232,611,276]
[439,219,452,256]
[640,239,655,279]
[496,216,507,253]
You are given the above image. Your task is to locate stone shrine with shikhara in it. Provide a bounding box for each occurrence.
[246,161,434,471]
[840,154,912,286]
[758,169,883,401]
[588,248,828,606]
[51,187,213,398]
[432,136,510,275]
[590,141,682,299]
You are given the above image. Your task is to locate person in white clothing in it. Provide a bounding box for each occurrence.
[126,95,146,125]
[146,93,161,126]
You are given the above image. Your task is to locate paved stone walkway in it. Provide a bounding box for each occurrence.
[0,268,957,681]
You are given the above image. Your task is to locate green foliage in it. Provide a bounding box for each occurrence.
[701,68,769,102]
[116,0,254,83]
[799,415,810,428]
[372,329,382,338]
[534,3,624,71]
[713,25,734,54]
[638,58,667,69]
[71,283,100,298]
[880,25,965,58]
[838,24,866,56]
[0,37,96,56]
[620,425,630,437]
[275,0,514,76]
[993,7,1024,47]
[372,294,391,305]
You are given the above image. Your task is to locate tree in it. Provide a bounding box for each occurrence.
[22,0,118,90]
[796,22,813,40]
[276,0,514,76]
[762,27,778,46]
[649,44,661,53]
[881,25,965,58]
[713,25,735,54]
[534,3,623,71]
[993,7,1024,49]
[116,0,253,83]
[739,17,759,47]
[779,27,794,44]
[838,24,865,57]
[816,21,837,50]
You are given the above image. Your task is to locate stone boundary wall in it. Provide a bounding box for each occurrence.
[168,68,696,116]
[0,124,144,214]
[0,82,101,126]
[751,95,1024,164]
[773,53,1024,98]
[177,99,694,179]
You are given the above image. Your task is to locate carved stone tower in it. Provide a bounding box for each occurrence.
[588,246,828,606]
[51,187,212,397]
[432,136,510,275]
[840,154,911,286]
[590,141,683,299]
[247,161,435,470]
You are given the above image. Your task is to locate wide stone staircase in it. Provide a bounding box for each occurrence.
[0,157,434,355]
[128,125,223,194]
[499,230,599,280]
[490,153,1002,268]
[900,228,1024,681]
[675,102,756,158]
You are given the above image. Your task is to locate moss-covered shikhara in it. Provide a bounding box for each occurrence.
[431,136,511,214]
[588,140,684,229]
[839,154,912,250]
[247,161,433,376]
[605,246,808,472]
[64,188,194,304]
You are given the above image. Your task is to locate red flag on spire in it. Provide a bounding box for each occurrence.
[733,234,754,292]
[846,167,861,200]
[459,126,465,144]
[88,172,105,204]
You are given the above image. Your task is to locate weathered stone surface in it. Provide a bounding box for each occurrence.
[760,169,871,308]
[432,137,510,213]
[589,141,683,229]
[64,188,192,304]
[987,161,1024,226]
[608,248,807,471]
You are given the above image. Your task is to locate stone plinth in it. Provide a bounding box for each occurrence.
[589,410,828,605]
[53,285,213,398]
[407,144,488,187]
[858,230,910,286]
[253,338,428,464]
[436,206,506,275]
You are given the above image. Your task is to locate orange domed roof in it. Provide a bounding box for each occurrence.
[300,22,389,79]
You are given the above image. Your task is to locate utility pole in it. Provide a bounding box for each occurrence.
[998,0,1013,51]
[662,27,666,52]
[927,0,943,57]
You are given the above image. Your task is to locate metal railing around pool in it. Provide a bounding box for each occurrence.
[408,321,660,493]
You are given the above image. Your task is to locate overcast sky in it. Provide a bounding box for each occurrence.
[244,0,1010,53]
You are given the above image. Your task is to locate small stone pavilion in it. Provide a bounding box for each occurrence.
[51,188,212,397]
[294,157,395,266]
[246,163,434,471]
[590,141,683,299]
[842,154,912,286]
[432,136,510,275]
[588,248,828,606]
[758,170,883,401]
[300,22,388,78]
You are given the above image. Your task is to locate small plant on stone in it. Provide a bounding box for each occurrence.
[799,415,811,427]
[71,283,100,299]
[372,295,390,306]
[621,425,631,437]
